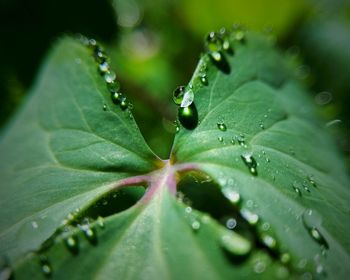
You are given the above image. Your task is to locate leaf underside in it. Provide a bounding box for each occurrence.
[0,32,349,279]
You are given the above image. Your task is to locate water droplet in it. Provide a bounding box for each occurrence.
[240,208,259,225]
[209,51,222,62]
[302,209,328,249]
[254,260,266,274]
[111,92,123,105]
[191,220,201,231]
[226,218,237,229]
[31,221,38,229]
[292,182,302,196]
[241,152,258,175]
[185,206,192,214]
[234,30,245,42]
[120,97,129,111]
[206,31,223,52]
[280,253,291,264]
[261,234,277,249]
[220,231,252,257]
[79,218,97,245]
[93,46,107,63]
[173,86,186,105]
[236,134,246,147]
[200,74,208,85]
[104,71,116,84]
[103,104,107,111]
[307,175,317,188]
[302,181,310,192]
[178,103,198,130]
[259,122,265,130]
[230,137,235,145]
[217,136,224,142]
[222,188,241,205]
[65,235,79,255]
[180,89,194,108]
[217,121,227,131]
[222,38,230,51]
[261,222,270,231]
[315,91,332,106]
[40,255,52,278]
[98,61,109,74]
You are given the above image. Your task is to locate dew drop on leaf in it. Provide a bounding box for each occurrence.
[217,121,227,131]
[222,187,241,205]
[220,231,251,257]
[39,255,52,278]
[225,218,237,230]
[104,71,116,84]
[241,152,258,175]
[103,104,107,111]
[178,103,198,130]
[79,218,97,245]
[200,74,208,86]
[120,97,129,111]
[209,51,222,62]
[111,92,123,105]
[261,233,277,249]
[107,80,121,93]
[98,61,109,74]
[292,182,302,196]
[172,86,186,105]
[191,220,201,231]
[240,208,259,225]
[97,216,105,229]
[64,235,79,255]
[206,31,223,52]
[180,89,194,108]
[302,209,328,249]
[218,136,224,143]
[254,260,266,274]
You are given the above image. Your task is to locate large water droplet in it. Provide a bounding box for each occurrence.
[173,86,186,105]
[178,103,198,130]
[104,71,116,84]
[241,152,258,175]
[220,230,251,257]
[180,89,194,108]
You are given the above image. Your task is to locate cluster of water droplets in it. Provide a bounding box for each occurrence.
[79,35,131,112]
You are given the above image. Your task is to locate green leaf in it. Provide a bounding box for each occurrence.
[1,31,350,280]
[0,37,159,262]
[173,32,350,277]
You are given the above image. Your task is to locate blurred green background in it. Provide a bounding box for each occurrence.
[1,0,350,164]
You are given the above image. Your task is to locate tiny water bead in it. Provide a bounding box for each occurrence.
[307,175,317,188]
[180,89,194,108]
[261,234,277,249]
[206,31,223,52]
[79,218,97,245]
[209,51,222,62]
[191,220,201,231]
[103,104,107,111]
[217,120,227,131]
[240,208,259,226]
[178,103,198,130]
[111,92,124,104]
[200,74,208,85]
[222,187,241,205]
[302,209,328,249]
[226,218,237,230]
[65,235,79,255]
[98,61,109,74]
[241,152,258,175]
[218,136,224,143]
[292,182,302,197]
[39,255,52,278]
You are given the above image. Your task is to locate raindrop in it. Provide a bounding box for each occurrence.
[32,221,39,229]
[98,61,109,74]
[241,152,258,175]
[254,260,266,274]
[173,86,186,105]
[185,206,192,214]
[209,51,222,62]
[226,218,237,230]
[280,253,291,264]
[222,38,230,51]
[302,209,328,249]
[240,208,259,225]
[302,181,310,192]
[79,218,97,245]
[218,136,224,143]
[217,120,227,131]
[292,182,302,196]
[261,234,277,249]
[178,103,198,130]
[236,134,246,147]
[120,97,129,111]
[261,222,270,231]
[222,187,241,205]
[93,46,107,63]
[180,89,194,108]
[103,104,107,111]
[230,137,235,145]
[191,220,201,231]
[200,74,208,85]
[40,255,52,278]
[259,122,265,130]
[65,235,79,255]
[111,92,124,105]
[206,31,223,52]
[307,175,317,188]
[220,231,251,257]
[104,71,116,84]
